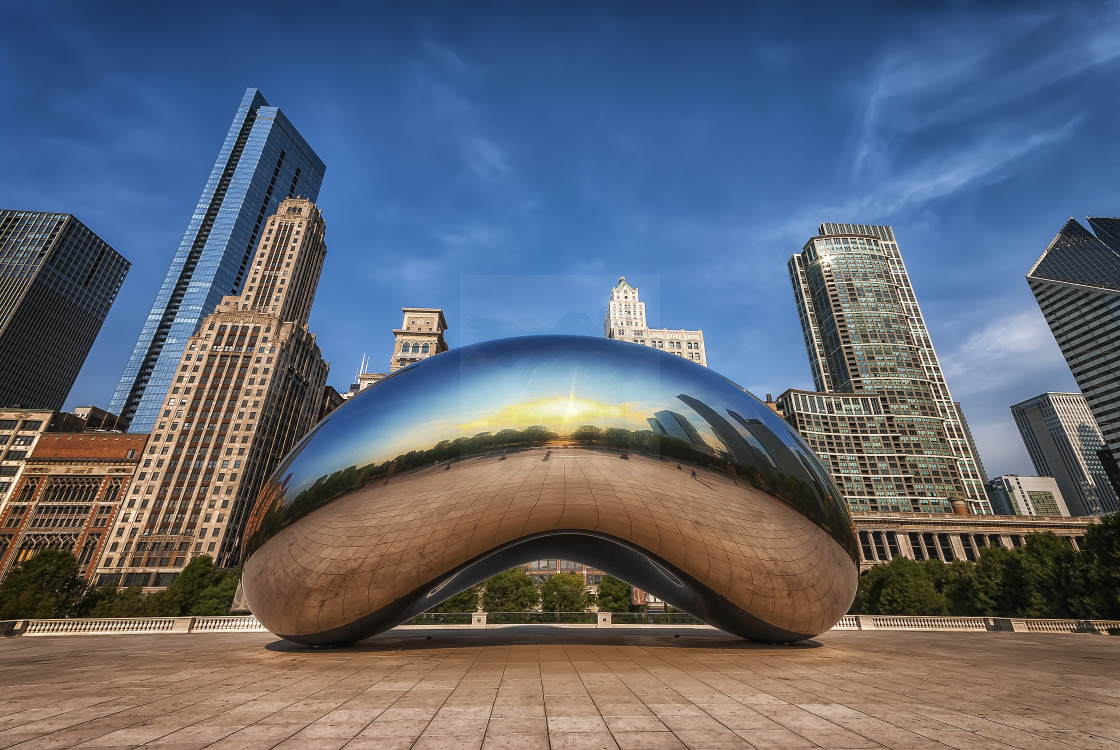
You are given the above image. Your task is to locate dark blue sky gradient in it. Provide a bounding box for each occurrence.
[1,1,1117,476]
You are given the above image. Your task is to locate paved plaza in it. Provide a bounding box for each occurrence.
[0,628,1118,749]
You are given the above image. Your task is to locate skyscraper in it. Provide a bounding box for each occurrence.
[605,277,706,365]
[110,89,325,433]
[781,223,988,513]
[96,198,329,586]
[0,211,129,409]
[1027,217,1120,500]
[1010,392,1117,516]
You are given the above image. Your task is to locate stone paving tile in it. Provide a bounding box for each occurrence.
[0,628,1118,749]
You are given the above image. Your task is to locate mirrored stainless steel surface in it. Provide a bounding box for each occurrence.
[241,335,859,645]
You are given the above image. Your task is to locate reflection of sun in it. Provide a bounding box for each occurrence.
[459,393,641,433]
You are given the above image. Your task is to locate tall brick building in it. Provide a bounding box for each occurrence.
[95,198,330,587]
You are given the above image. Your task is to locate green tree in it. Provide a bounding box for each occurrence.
[1018,532,1080,618]
[0,549,91,619]
[540,572,589,612]
[481,568,539,612]
[920,559,981,616]
[434,585,481,613]
[1080,512,1120,618]
[972,545,1024,616]
[595,574,634,613]
[849,562,891,614]
[140,556,239,616]
[876,558,948,616]
[87,585,148,617]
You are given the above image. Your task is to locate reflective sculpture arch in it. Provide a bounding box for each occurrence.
[241,336,858,645]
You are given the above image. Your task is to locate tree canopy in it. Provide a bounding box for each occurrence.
[851,519,1120,619]
[540,572,589,612]
[481,568,540,612]
[595,574,635,613]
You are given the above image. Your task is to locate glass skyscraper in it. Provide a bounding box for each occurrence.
[110,88,325,433]
[0,211,129,409]
[1027,217,1120,502]
[780,223,989,514]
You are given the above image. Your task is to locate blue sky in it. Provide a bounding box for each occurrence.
[1,1,1117,478]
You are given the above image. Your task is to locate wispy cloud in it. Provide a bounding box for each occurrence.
[850,6,1120,178]
[941,308,1068,398]
[460,135,512,183]
[753,116,1083,248]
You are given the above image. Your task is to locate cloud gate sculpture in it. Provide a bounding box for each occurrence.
[241,335,858,645]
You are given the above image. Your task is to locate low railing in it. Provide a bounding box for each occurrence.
[488,611,597,625]
[869,616,990,631]
[191,616,266,633]
[1022,619,1120,634]
[406,612,473,626]
[22,617,184,636]
[3,614,1119,637]
[611,612,706,625]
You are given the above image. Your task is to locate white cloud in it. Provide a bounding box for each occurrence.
[941,308,1067,397]
[850,7,1120,178]
[460,135,512,183]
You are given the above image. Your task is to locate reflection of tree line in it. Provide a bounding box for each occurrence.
[243,418,855,561]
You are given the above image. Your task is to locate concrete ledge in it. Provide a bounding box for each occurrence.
[6,613,1119,637]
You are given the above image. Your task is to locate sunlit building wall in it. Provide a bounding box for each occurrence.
[1010,392,1117,516]
[785,224,989,514]
[95,198,329,588]
[110,89,325,433]
[985,474,1068,517]
[0,433,147,581]
[389,308,448,373]
[604,277,706,365]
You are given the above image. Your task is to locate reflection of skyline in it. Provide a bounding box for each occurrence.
[271,337,826,503]
[648,410,712,453]
[245,336,858,563]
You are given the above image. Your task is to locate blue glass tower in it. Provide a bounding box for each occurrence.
[110,89,325,432]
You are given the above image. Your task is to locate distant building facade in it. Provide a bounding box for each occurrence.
[783,224,988,514]
[0,409,54,514]
[1010,392,1117,515]
[389,308,448,373]
[0,210,129,410]
[1027,217,1120,501]
[110,89,325,433]
[604,277,706,365]
[0,433,147,580]
[95,198,330,587]
[986,475,1069,517]
[851,511,1096,571]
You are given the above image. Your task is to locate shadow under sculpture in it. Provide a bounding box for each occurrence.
[241,335,859,645]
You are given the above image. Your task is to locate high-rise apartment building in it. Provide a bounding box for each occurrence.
[0,433,147,581]
[1027,217,1120,500]
[0,211,129,410]
[985,475,1068,517]
[605,277,706,365]
[111,89,325,433]
[782,223,988,514]
[1010,392,1117,516]
[389,308,448,373]
[95,198,329,587]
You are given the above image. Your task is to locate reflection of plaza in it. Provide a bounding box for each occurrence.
[243,447,856,644]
